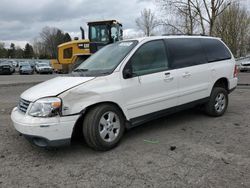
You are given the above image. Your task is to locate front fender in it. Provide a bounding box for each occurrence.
[58,76,129,120]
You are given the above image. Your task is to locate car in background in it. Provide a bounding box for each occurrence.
[12,61,18,67]
[240,61,250,72]
[35,63,53,74]
[29,61,36,70]
[19,64,34,75]
[18,61,30,68]
[7,60,18,67]
[0,62,14,75]
[6,61,16,73]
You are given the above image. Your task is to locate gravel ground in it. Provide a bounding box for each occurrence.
[0,74,250,188]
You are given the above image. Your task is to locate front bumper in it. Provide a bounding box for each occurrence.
[20,70,33,74]
[11,107,80,147]
[39,69,53,73]
[240,67,250,71]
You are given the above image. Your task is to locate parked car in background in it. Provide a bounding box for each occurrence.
[19,64,34,74]
[18,61,30,68]
[240,61,250,72]
[0,62,14,75]
[12,61,18,67]
[6,61,16,73]
[29,61,36,70]
[35,63,53,74]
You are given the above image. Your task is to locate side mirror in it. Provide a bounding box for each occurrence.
[123,67,133,79]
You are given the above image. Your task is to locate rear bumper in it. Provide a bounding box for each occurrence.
[11,107,80,147]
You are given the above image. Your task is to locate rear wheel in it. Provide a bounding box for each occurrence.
[205,87,228,117]
[83,104,125,151]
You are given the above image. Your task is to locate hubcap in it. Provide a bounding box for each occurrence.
[99,111,120,142]
[214,93,226,113]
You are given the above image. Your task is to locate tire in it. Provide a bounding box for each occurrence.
[205,87,228,117]
[83,104,125,151]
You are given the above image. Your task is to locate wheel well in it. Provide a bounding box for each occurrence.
[213,78,229,92]
[71,102,127,141]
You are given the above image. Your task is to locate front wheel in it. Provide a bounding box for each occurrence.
[83,104,125,151]
[205,87,228,117]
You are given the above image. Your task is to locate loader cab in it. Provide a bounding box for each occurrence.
[88,20,123,53]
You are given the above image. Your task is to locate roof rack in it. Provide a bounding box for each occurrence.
[162,34,210,37]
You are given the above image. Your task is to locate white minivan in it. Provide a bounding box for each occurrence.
[11,36,238,150]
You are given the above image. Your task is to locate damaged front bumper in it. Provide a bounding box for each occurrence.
[11,107,80,147]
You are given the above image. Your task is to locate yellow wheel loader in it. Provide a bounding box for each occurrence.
[51,20,123,73]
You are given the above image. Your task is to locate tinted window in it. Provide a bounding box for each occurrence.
[63,47,73,59]
[130,40,168,76]
[166,38,206,69]
[202,39,231,62]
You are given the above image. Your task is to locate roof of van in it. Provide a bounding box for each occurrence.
[123,35,220,43]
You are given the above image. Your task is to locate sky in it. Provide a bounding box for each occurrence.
[0,0,156,48]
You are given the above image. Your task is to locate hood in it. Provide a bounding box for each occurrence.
[21,76,95,102]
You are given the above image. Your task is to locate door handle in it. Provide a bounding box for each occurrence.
[164,72,174,82]
[182,72,191,78]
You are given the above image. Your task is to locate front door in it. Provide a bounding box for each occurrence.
[121,40,179,120]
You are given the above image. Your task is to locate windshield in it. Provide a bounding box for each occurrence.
[22,65,30,68]
[73,40,138,77]
[89,25,110,43]
[39,63,48,67]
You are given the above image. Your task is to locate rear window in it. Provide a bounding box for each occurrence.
[165,38,206,69]
[202,38,231,62]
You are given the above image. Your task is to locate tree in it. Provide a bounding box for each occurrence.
[0,42,8,58]
[158,0,231,35]
[214,2,250,57]
[158,0,199,34]
[33,37,49,59]
[7,43,16,58]
[64,33,72,42]
[15,46,24,58]
[136,9,158,36]
[23,43,34,58]
[39,27,72,59]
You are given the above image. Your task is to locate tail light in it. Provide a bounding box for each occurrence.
[233,65,238,78]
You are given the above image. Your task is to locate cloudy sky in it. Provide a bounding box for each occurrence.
[0,0,155,48]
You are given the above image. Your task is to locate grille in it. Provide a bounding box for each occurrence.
[18,98,31,113]
[242,63,250,66]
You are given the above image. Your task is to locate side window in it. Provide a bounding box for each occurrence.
[166,38,207,69]
[63,47,73,59]
[130,40,169,76]
[111,26,118,42]
[202,39,232,62]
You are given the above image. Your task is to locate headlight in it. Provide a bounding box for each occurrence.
[29,97,62,117]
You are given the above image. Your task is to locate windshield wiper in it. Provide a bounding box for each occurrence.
[73,68,89,72]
